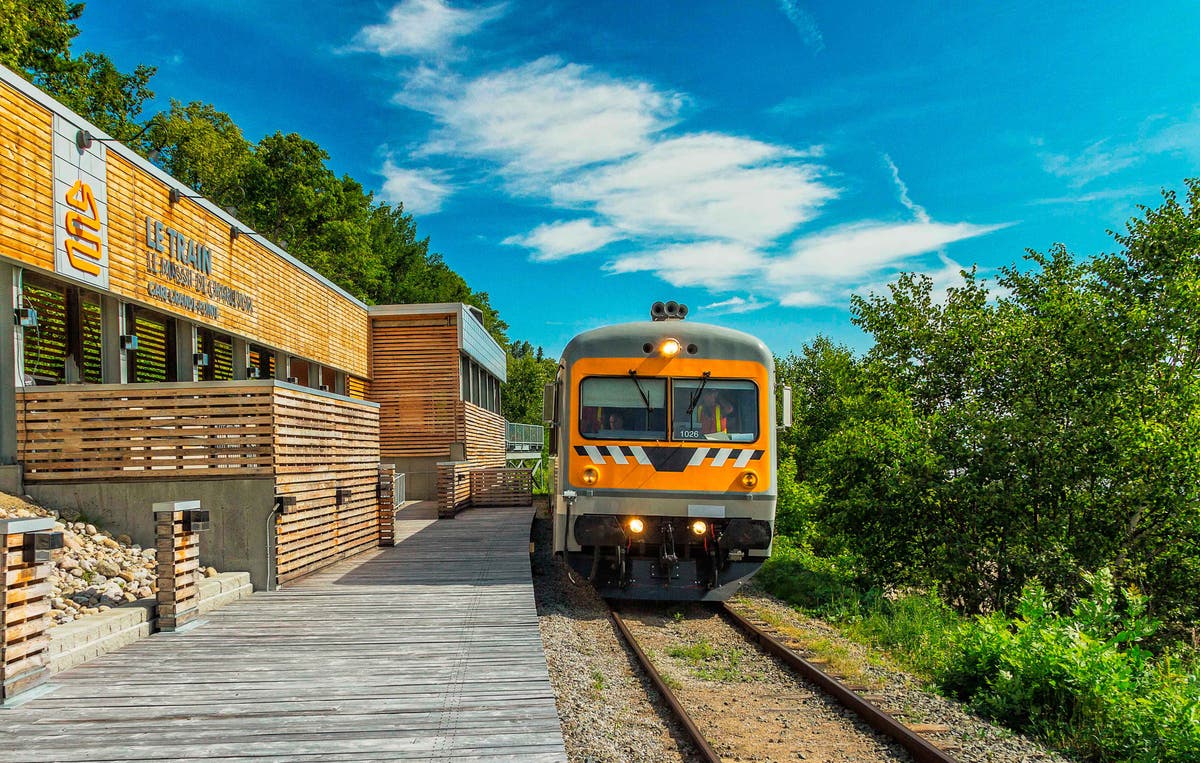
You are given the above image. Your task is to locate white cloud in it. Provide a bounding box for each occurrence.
[409,57,684,178]
[350,0,505,58]
[778,1,825,52]
[554,133,835,244]
[502,219,621,261]
[882,154,930,223]
[607,242,764,291]
[768,220,1007,284]
[700,296,769,315]
[778,290,828,307]
[378,160,453,214]
[1038,109,1200,187]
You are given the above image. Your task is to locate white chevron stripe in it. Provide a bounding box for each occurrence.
[733,449,754,468]
[584,445,605,465]
[710,448,733,467]
[607,446,628,464]
[688,448,710,467]
[630,446,651,465]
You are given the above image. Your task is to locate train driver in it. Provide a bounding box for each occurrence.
[696,389,735,435]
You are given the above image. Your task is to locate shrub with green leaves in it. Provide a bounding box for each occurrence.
[941,569,1200,762]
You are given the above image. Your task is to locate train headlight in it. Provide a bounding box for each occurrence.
[582,466,599,485]
[739,470,759,489]
[628,518,645,534]
[691,520,707,535]
[659,338,681,357]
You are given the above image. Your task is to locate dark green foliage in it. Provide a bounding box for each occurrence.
[773,186,1200,625]
[942,571,1200,762]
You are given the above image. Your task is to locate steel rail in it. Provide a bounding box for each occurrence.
[719,603,959,763]
[608,608,722,763]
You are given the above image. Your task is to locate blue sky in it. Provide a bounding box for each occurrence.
[77,1,1200,358]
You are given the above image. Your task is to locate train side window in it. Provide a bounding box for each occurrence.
[671,378,758,442]
[579,376,667,441]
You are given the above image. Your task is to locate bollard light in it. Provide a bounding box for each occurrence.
[183,509,211,532]
[24,531,64,564]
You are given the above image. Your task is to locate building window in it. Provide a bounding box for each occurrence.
[128,306,175,383]
[197,328,233,381]
[20,277,103,384]
[249,344,275,379]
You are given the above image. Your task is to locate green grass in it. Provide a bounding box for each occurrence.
[666,639,718,663]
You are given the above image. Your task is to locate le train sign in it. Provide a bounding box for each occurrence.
[143,216,254,317]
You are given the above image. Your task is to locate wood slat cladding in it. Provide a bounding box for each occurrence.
[272,385,380,584]
[1,77,369,378]
[369,313,462,459]
[16,383,276,480]
[0,81,54,272]
[104,154,368,377]
[1,533,53,701]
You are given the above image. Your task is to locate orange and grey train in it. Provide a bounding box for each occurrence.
[546,301,788,601]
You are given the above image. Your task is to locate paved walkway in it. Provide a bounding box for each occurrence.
[1,505,566,762]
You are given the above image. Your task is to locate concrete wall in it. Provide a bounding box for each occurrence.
[25,478,278,590]
[0,465,21,495]
[387,458,439,501]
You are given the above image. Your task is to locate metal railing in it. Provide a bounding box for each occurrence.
[505,421,545,453]
[394,472,406,505]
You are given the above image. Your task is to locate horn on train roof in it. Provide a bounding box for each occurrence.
[651,301,688,321]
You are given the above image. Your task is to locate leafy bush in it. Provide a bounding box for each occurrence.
[941,569,1200,762]
[758,536,862,617]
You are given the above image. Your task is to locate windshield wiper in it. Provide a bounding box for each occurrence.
[687,371,712,415]
[628,370,652,412]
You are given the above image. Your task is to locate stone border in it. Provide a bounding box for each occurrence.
[46,572,251,675]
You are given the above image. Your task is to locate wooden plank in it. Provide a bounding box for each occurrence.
[0,506,558,763]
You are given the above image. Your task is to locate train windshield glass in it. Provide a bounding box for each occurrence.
[671,379,758,442]
[579,376,667,440]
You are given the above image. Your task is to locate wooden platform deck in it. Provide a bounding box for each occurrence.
[0,505,566,762]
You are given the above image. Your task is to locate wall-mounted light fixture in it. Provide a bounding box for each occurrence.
[120,334,139,351]
[193,352,210,367]
[247,366,261,379]
[286,377,299,384]
[75,129,115,151]
[14,307,37,328]
[335,487,352,506]
[169,188,204,205]
[274,495,297,514]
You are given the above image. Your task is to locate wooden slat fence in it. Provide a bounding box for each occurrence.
[16,383,275,480]
[15,381,382,586]
[470,468,533,508]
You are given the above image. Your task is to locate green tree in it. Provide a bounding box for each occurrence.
[502,341,556,425]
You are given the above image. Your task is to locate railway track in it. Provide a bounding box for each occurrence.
[609,602,960,763]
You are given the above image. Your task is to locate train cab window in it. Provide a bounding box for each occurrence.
[671,379,758,442]
[579,376,667,440]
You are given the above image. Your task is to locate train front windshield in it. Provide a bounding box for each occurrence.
[671,379,758,442]
[579,376,668,439]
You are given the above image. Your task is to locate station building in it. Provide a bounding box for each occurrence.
[0,66,507,590]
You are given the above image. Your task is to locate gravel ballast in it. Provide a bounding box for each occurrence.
[532,511,1078,763]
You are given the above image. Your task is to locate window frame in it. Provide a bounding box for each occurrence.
[577,374,761,443]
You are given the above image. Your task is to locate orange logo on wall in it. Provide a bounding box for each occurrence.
[63,179,103,276]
